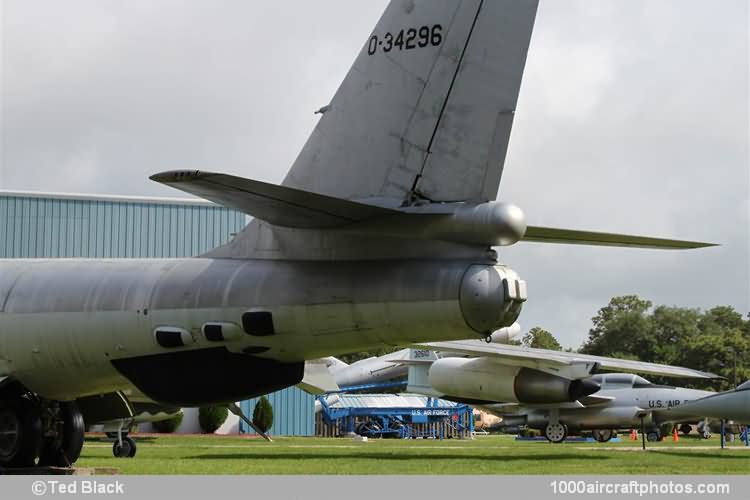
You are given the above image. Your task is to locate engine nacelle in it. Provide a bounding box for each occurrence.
[428,357,600,404]
[459,265,526,334]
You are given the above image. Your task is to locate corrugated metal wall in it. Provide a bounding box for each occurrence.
[0,193,246,258]
[240,388,315,437]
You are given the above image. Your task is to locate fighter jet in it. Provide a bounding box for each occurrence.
[401,342,718,443]
[484,373,720,443]
[0,0,714,467]
[655,380,750,424]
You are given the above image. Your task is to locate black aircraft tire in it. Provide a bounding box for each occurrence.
[0,400,42,468]
[127,437,137,458]
[592,429,613,443]
[679,423,692,435]
[60,402,85,464]
[113,436,136,458]
[646,431,661,442]
[39,402,85,467]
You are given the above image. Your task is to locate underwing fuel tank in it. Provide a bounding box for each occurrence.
[429,357,600,404]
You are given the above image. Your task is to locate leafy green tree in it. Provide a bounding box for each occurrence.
[522,327,562,351]
[252,396,274,433]
[198,405,228,433]
[649,305,701,365]
[579,296,749,390]
[580,295,653,358]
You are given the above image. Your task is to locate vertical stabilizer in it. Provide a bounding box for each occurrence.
[283,0,538,204]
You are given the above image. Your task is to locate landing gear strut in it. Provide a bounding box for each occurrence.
[105,422,138,458]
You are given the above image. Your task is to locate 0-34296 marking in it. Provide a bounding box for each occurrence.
[367,25,442,55]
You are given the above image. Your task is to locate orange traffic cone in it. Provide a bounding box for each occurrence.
[672,427,679,442]
[630,429,638,441]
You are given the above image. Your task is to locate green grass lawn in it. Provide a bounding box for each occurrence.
[76,434,750,475]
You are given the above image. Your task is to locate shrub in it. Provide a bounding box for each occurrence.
[252,396,274,434]
[152,411,183,433]
[519,428,541,438]
[198,405,228,433]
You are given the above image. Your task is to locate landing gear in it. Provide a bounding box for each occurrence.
[38,402,85,467]
[0,382,85,469]
[544,423,568,443]
[0,399,42,467]
[112,436,137,458]
[646,431,661,442]
[592,429,614,443]
[679,423,692,436]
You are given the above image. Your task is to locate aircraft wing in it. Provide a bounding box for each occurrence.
[523,226,716,250]
[150,170,395,229]
[413,341,720,379]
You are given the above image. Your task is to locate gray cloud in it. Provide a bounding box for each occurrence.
[2,0,747,348]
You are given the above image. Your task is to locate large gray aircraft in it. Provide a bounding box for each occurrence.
[0,0,713,468]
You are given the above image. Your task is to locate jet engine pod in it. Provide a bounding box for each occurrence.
[459,265,525,334]
[514,368,601,404]
[428,358,600,404]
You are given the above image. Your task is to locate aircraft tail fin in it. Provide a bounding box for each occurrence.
[322,357,350,375]
[283,0,539,204]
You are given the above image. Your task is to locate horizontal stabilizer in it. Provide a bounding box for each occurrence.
[150,170,395,229]
[523,226,716,250]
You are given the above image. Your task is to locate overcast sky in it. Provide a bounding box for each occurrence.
[1,0,748,348]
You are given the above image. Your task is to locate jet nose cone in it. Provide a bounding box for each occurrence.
[569,379,601,401]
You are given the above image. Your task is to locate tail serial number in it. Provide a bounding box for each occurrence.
[367,25,443,56]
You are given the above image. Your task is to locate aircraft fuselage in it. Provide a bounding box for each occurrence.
[0,258,522,405]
